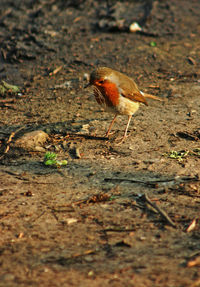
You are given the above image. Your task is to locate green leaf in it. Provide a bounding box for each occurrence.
[44,159,57,166]
[150,41,156,47]
[43,152,67,167]
[56,160,68,166]
[44,152,57,161]
[0,81,21,95]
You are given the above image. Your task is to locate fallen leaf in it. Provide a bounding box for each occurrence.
[186,218,196,233]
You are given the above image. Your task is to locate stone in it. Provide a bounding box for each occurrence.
[14,130,49,151]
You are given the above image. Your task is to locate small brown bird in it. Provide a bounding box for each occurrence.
[85,67,162,144]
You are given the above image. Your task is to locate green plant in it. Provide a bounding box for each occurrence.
[43,152,67,167]
[164,148,200,161]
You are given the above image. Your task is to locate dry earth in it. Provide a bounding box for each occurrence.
[0,1,200,286]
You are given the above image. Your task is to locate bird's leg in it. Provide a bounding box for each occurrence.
[105,114,118,137]
[123,115,132,139]
[116,115,132,144]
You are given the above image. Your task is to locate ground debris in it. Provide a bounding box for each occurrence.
[0,80,21,96]
[14,130,49,151]
[187,254,200,268]
[177,130,200,141]
[49,66,62,76]
[68,142,82,159]
[164,149,200,161]
[95,1,176,36]
[168,179,200,197]
[138,193,176,228]
[187,57,196,65]
[186,218,197,233]
[0,126,25,157]
[73,193,111,206]
[104,175,200,190]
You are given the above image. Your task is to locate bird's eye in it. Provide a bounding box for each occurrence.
[98,80,104,84]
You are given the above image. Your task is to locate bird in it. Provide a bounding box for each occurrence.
[85,67,162,144]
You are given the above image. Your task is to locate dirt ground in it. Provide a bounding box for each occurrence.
[0,0,200,286]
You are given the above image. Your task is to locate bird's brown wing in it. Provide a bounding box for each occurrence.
[142,92,163,101]
[122,90,148,106]
[116,71,148,106]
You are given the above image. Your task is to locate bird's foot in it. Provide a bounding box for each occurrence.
[114,132,131,145]
[105,131,115,137]
[115,135,128,145]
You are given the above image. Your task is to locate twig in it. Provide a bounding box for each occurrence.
[142,193,176,228]
[0,126,25,158]
[68,133,109,141]
[32,211,46,223]
[101,228,135,233]
[49,65,62,76]
[104,176,199,187]
[72,193,111,206]
[2,171,58,184]
[0,98,15,103]
[104,178,159,187]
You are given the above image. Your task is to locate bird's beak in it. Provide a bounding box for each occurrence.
[84,83,91,89]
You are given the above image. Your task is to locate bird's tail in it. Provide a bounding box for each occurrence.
[142,92,163,101]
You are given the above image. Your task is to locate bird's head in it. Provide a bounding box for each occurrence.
[84,67,114,89]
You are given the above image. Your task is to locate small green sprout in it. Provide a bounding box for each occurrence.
[43,152,67,167]
[164,149,200,161]
[168,150,189,161]
[109,195,118,201]
[0,80,21,96]
[150,41,156,47]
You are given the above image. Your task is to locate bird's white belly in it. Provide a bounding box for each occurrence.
[117,95,140,115]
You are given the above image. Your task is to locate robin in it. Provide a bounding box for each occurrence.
[85,67,162,144]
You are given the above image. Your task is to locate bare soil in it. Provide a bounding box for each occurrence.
[0,1,200,286]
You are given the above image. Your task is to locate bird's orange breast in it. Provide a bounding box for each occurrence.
[97,81,120,107]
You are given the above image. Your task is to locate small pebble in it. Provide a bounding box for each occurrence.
[84,255,94,262]
[83,73,90,81]
[88,270,94,277]
[66,218,78,225]
[129,22,142,32]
